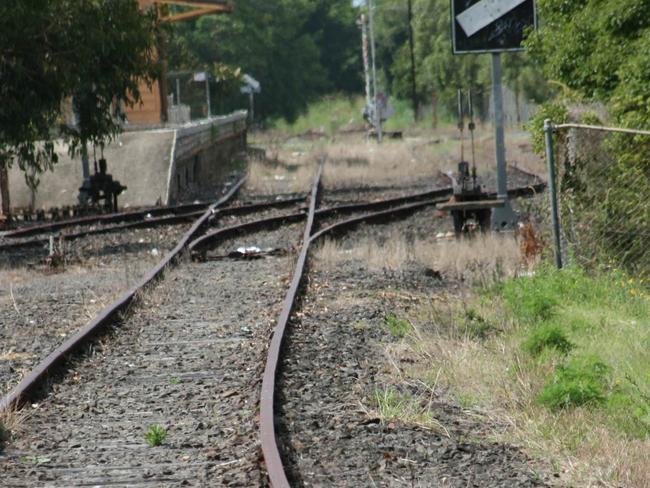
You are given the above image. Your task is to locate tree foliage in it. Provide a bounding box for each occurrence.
[167,0,362,122]
[526,1,650,274]
[0,0,157,180]
[373,0,549,120]
[526,0,650,127]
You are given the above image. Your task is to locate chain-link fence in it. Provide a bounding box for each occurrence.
[544,121,650,276]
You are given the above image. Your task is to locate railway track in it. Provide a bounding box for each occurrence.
[0,165,547,487]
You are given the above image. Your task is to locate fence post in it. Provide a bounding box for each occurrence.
[543,119,563,269]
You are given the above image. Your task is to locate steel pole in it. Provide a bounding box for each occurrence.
[205,76,212,119]
[368,0,382,143]
[360,14,372,110]
[490,53,517,229]
[544,119,563,269]
[492,54,507,200]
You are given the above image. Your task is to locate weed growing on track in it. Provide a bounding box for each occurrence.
[368,387,447,434]
[145,425,167,447]
[384,314,412,339]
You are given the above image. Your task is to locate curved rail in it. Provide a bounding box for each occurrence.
[3,201,216,239]
[0,177,245,412]
[260,162,323,488]
[257,181,548,486]
[0,197,306,252]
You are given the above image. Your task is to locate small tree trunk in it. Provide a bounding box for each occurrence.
[0,166,10,216]
[431,91,438,129]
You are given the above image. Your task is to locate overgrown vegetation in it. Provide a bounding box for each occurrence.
[145,424,167,447]
[499,267,650,435]
[397,266,649,486]
[525,1,650,276]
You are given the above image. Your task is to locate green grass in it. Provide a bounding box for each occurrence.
[538,355,610,410]
[370,387,443,430]
[271,95,365,136]
[384,313,412,339]
[270,94,448,136]
[145,425,167,447]
[497,266,650,437]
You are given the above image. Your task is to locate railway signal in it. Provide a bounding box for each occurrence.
[450,0,536,230]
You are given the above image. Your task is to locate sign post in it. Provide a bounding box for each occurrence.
[451,0,536,229]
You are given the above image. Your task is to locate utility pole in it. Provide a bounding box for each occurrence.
[367,0,382,143]
[407,0,418,121]
[360,14,372,110]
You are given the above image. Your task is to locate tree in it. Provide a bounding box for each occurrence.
[167,0,362,122]
[525,0,650,274]
[526,0,650,126]
[0,0,158,205]
[372,0,549,122]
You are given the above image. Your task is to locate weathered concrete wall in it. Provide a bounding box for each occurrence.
[7,111,247,211]
[169,113,247,203]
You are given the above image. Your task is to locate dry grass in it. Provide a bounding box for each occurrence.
[0,406,29,450]
[321,137,455,189]
[245,156,317,195]
[250,126,543,192]
[314,231,525,286]
[404,323,650,487]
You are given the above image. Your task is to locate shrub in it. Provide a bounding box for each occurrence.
[523,323,574,357]
[498,274,558,323]
[538,356,610,410]
[526,101,569,156]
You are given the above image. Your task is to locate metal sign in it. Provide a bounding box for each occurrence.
[451,0,536,54]
[240,74,261,94]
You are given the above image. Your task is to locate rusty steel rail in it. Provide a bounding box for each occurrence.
[0,197,307,252]
[3,201,217,239]
[189,212,307,258]
[257,180,549,486]
[189,191,457,255]
[0,177,246,412]
[260,162,324,488]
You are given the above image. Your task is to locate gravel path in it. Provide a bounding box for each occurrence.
[0,222,303,487]
[0,225,191,396]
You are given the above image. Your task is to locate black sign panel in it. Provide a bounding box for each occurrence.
[451,0,536,54]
